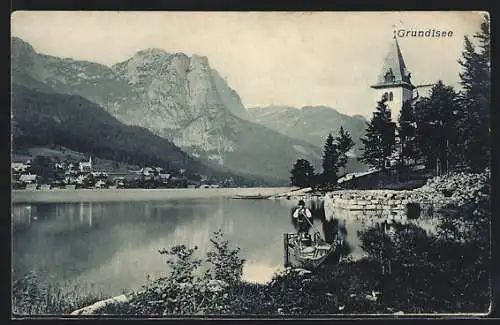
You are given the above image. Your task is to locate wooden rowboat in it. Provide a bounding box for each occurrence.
[232,194,272,200]
[283,232,339,269]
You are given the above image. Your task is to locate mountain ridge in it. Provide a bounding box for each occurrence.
[246,104,369,161]
[11,83,287,186]
[11,37,324,182]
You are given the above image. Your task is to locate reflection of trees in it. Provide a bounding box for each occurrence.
[323,218,351,258]
[357,214,490,312]
[12,200,214,285]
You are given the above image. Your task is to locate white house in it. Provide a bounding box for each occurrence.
[12,162,29,173]
[79,157,93,173]
[19,174,38,184]
[159,173,171,181]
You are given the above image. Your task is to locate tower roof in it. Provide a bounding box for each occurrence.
[371,36,415,89]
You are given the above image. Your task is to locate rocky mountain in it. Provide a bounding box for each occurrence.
[11,84,283,186]
[246,105,368,157]
[11,37,321,183]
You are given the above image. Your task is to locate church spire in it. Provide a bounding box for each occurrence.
[371,36,414,90]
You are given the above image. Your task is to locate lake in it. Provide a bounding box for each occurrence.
[11,189,440,298]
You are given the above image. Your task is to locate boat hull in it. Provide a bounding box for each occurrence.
[232,195,271,199]
[284,233,338,269]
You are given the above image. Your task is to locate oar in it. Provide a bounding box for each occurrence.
[301,212,325,242]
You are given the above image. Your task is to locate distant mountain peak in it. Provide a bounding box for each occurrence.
[11,36,36,56]
[301,105,339,113]
[246,104,369,159]
[352,114,368,122]
[135,48,169,56]
[11,38,323,183]
[11,36,33,48]
[190,54,210,63]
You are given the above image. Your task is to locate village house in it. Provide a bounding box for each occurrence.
[19,174,38,184]
[54,162,66,170]
[91,171,108,179]
[159,173,171,183]
[11,162,30,174]
[79,157,93,173]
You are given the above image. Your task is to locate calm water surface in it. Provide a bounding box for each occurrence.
[12,190,439,297]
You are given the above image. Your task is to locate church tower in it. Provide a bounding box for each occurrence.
[371,36,415,123]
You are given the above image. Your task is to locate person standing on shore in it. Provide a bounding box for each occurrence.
[292,200,313,237]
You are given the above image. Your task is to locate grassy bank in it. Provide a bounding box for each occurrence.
[12,172,491,316]
[12,271,107,315]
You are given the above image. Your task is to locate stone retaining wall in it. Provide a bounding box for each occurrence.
[323,189,453,221]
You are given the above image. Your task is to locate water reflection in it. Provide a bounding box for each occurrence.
[12,196,442,297]
[12,198,298,296]
[288,197,440,262]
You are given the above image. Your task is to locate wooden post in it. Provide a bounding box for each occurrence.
[283,233,290,267]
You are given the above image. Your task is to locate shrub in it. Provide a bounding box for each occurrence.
[204,229,245,285]
[125,229,245,315]
[12,271,104,315]
[356,203,490,314]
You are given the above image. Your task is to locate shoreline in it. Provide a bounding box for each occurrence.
[12,171,491,315]
[11,187,296,204]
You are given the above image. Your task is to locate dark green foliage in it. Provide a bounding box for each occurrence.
[356,175,490,313]
[12,84,196,171]
[397,100,418,166]
[204,229,245,285]
[321,133,339,187]
[385,16,490,174]
[28,155,56,183]
[321,127,355,189]
[359,97,396,169]
[457,14,490,171]
[414,81,461,172]
[160,245,202,284]
[336,126,355,171]
[122,229,245,315]
[290,158,316,188]
[12,271,105,315]
[13,173,490,316]
[11,84,265,186]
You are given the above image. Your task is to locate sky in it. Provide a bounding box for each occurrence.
[11,11,486,117]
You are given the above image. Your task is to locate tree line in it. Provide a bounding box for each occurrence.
[290,126,355,189]
[290,15,490,188]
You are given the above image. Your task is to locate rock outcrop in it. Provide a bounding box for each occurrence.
[11,37,322,183]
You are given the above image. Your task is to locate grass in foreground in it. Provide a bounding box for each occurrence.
[12,271,106,316]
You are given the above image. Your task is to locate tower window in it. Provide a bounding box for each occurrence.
[383,92,388,100]
[389,92,394,101]
[384,68,395,83]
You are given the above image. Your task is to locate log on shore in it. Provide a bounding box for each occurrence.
[70,294,129,315]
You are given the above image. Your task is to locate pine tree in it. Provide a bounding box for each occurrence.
[414,81,460,173]
[359,97,396,169]
[320,127,355,188]
[398,100,418,166]
[322,133,339,187]
[457,14,490,171]
[336,126,355,172]
[290,158,315,188]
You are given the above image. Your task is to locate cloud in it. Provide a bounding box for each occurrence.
[11,11,485,116]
